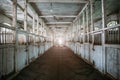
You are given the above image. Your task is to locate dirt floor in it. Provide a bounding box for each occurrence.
[12,46,111,80]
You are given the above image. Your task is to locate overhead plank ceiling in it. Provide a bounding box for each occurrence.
[30,1,86,23]
[29,0,87,33]
[0,0,87,33]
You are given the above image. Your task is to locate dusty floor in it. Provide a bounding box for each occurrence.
[12,46,111,80]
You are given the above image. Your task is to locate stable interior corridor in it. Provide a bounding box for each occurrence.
[12,46,110,80]
[0,0,120,80]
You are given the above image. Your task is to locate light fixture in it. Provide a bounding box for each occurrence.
[50,9,53,13]
[57,38,64,46]
[58,39,63,45]
[50,3,53,13]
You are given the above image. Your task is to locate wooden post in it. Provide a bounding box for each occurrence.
[53,32,55,46]
[83,12,85,44]
[41,22,43,36]
[78,19,80,43]
[86,5,89,43]
[79,17,81,44]
[119,10,120,45]
[24,0,27,31]
[12,0,18,72]
[118,10,120,24]
[33,15,35,33]
[90,0,94,50]
[83,11,85,59]
[101,0,106,73]
[77,21,79,42]
[86,4,90,61]
[37,15,39,35]
[24,0,29,65]
[75,22,77,54]
[77,20,79,53]
[40,21,42,35]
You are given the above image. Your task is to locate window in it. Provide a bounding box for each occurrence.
[107,21,118,31]
[107,21,118,27]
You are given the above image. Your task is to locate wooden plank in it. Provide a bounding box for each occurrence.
[90,0,94,50]
[33,15,35,33]
[73,3,88,23]
[28,0,88,3]
[12,0,18,72]
[105,44,120,49]
[24,0,27,31]
[40,15,77,18]
[46,22,72,25]
[101,0,106,73]
[37,15,39,34]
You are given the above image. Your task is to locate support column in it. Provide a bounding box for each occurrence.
[24,0,29,65]
[83,11,85,59]
[79,18,81,44]
[86,5,89,43]
[90,0,94,50]
[86,5,90,61]
[83,12,85,44]
[33,15,35,33]
[76,22,77,54]
[76,21,79,54]
[41,21,43,35]
[37,15,39,35]
[41,22,43,36]
[32,14,35,57]
[101,0,106,73]
[77,21,79,42]
[53,32,55,46]
[24,0,27,31]
[119,10,120,45]
[12,0,18,72]
[118,10,120,24]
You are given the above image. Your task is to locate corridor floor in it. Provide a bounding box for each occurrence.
[12,46,111,80]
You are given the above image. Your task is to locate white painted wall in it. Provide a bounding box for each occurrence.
[67,42,120,80]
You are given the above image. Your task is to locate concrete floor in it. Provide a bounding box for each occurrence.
[12,46,111,80]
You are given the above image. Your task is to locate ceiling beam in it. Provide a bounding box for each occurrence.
[48,24,70,27]
[28,0,88,3]
[40,15,77,18]
[73,2,88,23]
[46,22,72,25]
